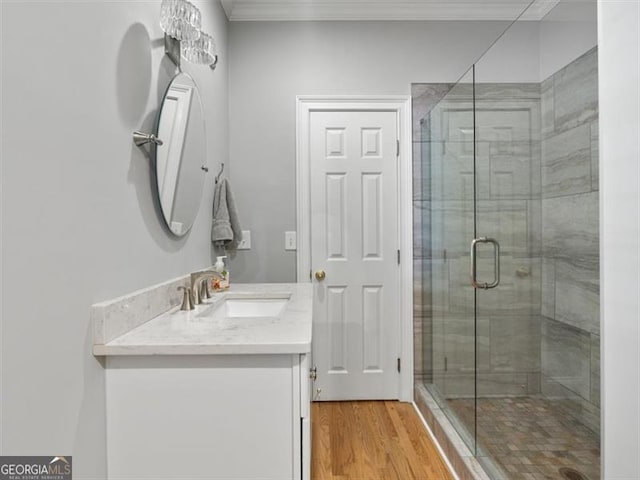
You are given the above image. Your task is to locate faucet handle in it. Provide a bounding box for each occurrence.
[177,286,195,311]
[200,279,211,300]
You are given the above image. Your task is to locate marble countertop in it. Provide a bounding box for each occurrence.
[93,283,313,356]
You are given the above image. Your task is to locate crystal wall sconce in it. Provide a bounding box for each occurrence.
[160,0,218,70]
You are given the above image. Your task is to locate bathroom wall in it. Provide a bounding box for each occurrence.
[228,20,513,283]
[599,1,640,476]
[539,47,600,433]
[0,1,228,476]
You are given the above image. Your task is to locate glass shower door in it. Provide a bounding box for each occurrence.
[471,10,545,475]
[470,2,600,477]
[424,67,477,452]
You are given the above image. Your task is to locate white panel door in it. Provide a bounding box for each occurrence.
[310,110,399,400]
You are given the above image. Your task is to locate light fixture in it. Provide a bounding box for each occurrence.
[181,31,218,70]
[160,0,218,70]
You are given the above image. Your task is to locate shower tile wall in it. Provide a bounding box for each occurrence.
[540,47,600,433]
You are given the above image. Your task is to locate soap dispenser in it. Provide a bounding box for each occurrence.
[214,255,229,290]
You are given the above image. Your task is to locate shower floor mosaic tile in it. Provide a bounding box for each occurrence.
[448,397,600,480]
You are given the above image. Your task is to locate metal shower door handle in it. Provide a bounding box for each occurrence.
[470,237,500,289]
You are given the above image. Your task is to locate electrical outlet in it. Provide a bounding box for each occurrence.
[285,231,297,250]
[237,230,251,250]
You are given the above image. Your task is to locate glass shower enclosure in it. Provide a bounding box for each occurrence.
[417,1,600,478]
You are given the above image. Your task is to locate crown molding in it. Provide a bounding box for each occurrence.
[224,0,560,22]
[221,0,235,19]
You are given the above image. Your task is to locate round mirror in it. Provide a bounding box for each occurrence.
[154,72,206,236]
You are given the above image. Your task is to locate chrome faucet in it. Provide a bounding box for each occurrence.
[190,270,225,305]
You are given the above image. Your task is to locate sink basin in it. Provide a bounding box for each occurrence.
[199,295,290,319]
[220,299,288,317]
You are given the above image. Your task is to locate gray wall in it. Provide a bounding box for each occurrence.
[228,20,510,283]
[0,1,228,476]
[539,47,600,433]
[599,1,640,477]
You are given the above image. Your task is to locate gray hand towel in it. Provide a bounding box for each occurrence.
[211,178,243,250]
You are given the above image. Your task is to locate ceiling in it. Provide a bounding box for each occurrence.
[220,0,561,22]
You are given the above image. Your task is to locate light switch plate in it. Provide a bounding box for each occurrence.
[237,230,251,250]
[285,231,297,251]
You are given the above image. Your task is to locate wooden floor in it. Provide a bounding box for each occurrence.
[311,401,455,480]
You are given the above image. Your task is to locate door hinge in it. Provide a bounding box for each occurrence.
[444,356,448,372]
[397,357,401,373]
[397,249,401,265]
[396,139,400,157]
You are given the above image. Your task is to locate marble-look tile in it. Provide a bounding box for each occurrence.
[541,317,591,401]
[541,377,601,434]
[431,200,532,257]
[430,201,474,256]
[473,256,541,316]
[417,261,434,320]
[477,200,532,255]
[412,83,454,139]
[542,123,592,197]
[591,333,601,407]
[542,191,599,260]
[527,200,542,257]
[541,76,555,137]
[412,200,429,259]
[486,315,541,373]
[413,257,427,316]
[414,329,424,379]
[444,372,532,397]
[591,119,599,191]
[430,258,451,317]
[475,83,540,101]
[442,315,478,373]
[476,372,531,397]
[480,149,539,201]
[430,134,475,201]
[527,372,541,394]
[554,258,600,334]
[541,258,555,318]
[446,256,475,315]
[553,47,599,134]
[412,142,423,201]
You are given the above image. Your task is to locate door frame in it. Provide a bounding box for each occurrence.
[295,95,413,402]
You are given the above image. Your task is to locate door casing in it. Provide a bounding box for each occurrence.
[295,96,413,402]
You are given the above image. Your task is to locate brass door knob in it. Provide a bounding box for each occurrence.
[315,270,326,281]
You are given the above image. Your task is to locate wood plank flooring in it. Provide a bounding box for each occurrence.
[311,401,455,480]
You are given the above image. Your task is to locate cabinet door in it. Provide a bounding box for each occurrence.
[107,355,296,480]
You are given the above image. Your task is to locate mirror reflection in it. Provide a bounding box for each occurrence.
[155,72,206,236]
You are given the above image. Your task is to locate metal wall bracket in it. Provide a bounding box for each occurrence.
[132,131,163,147]
[164,33,181,68]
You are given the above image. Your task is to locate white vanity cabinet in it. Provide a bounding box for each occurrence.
[106,353,312,480]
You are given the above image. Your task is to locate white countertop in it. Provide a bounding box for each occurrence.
[93,283,313,356]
